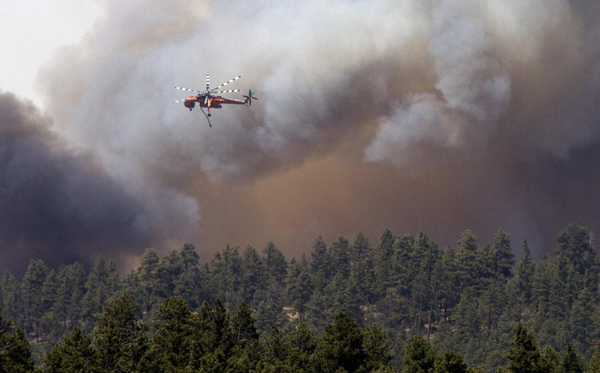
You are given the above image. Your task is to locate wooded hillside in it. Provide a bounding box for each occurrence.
[2,223,599,372]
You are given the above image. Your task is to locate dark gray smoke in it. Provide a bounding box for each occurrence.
[29,0,600,262]
[0,91,199,275]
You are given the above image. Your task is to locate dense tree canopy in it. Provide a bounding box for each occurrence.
[1,223,600,372]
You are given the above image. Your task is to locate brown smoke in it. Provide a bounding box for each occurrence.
[23,0,600,265]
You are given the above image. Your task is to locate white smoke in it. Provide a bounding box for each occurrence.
[31,0,600,259]
[38,0,599,181]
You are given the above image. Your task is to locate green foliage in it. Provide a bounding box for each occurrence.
[434,350,469,373]
[93,292,148,372]
[515,241,536,304]
[539,345,559,373]
[311,236,332,290]
[363,324,394,371]
[3,225,600,372]
[588,341,600,373]
[148,296,194,371]
[403,336,435,373]
[41,327,101,373]
[0,310,34,373]
[21,259,50,337]
[230,303,259,344]
[313,312,366,373]
[83,257,120,328]
[263,241,288,285]
[504,323,543,373]
[559,344,584,373]
[1,271,21,325]
[286,322,318,370]
[286,257,313,321]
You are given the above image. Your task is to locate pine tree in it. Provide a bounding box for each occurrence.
[490,229,515,280]
[305,289,333,333]
[255,290,287,333]
[230,303,258,344]
[351,232,371,265]
[540,345,559,373]
[188,299,234,370]
[41,269,58,318]
[374,229,397,300]
[363,324,394,371]
[286,257,313,321]
[82,256,114,326]
[330,236,351,278]
[180,243,200,272]
[263,241,288,285]
[588,341,600,373]
[38,269,61,343]
[555,223,594,275]
[241,245,266,306]
[434,350,470,373]
[138,249,161,313]
[377,229,395,263]
[504,323,543,373]
[411,233,439,336]
[558,344,583,373]
[286,322,318,370]
[53,263,87,330]
[1,271,21,325]
[42,327,101,373]
[451,289,482,355]
[515,240,535,304]
[437,246,460,322]
[531,256,554,320]
[21,259,50,336]
[261,326,289,368]
[403,336,436,373]
[208,246,243,308]
[0,310,34,373]
[310,236,331,289]
[148,297,194,371]
[569,286,595,351]
[313,312,366,373]
[456,230,479,295]
[93,292,149,372]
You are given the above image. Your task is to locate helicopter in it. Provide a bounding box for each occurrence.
[174,74,258,127]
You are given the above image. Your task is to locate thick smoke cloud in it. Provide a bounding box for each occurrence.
[0,92,199,275]
[33,0,600,262]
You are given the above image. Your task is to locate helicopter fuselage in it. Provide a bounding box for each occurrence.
[183,94,246,111]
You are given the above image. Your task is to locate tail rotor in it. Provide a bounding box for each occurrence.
[243,90,258,106]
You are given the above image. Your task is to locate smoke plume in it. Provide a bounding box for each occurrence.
[0,92,199,274]
[25,0,600,264]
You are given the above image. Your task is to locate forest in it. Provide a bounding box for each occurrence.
[1,223,600,372]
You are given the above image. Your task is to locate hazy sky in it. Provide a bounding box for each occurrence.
[1,0,599,275]
[0,1,102,105]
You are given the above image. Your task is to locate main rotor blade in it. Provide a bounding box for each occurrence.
[173,98,188,103]
[206,74,210,90]
[174,86,201,92]
[214,89,240,94]
[211,75,242,91]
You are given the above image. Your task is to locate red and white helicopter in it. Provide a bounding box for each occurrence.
[174,74,257,127]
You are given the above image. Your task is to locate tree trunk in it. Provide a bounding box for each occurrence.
[427,309,432,340]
